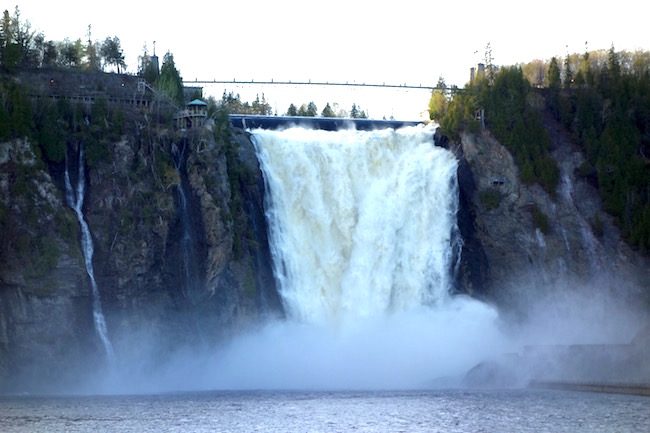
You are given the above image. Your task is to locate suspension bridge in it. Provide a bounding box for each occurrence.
[182,79,459,93]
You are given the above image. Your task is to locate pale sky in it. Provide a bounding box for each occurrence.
[11,0,650,118]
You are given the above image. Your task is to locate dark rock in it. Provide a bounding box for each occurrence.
[455,156,489,296]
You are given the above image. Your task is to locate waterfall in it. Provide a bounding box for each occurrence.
[251,126,460,324]
[204,125,504,390]
[65,144,115,364]
[171,140,202,303]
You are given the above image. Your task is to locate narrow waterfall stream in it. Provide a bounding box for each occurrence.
[65,144,115,364]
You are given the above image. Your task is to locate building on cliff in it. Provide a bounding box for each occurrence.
[19,69,159,110]
[175,99,208,129]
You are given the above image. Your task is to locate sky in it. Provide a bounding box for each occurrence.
[10,0,650,118]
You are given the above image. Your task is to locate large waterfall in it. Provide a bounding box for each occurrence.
[252,126,460,323]
[203,125,502,389]
[65,145,115,364]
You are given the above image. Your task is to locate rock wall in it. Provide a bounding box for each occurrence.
[0,122,278,393]
[458,116,649,311]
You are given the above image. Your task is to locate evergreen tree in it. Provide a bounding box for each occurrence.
[0,11,5,67]
[1,10,19,70]
[58,38,82,67]
[100,36,126,73]
[42,40,57,67]
[84,26,100,71]
[547,57,561,89]
[286,103,298,116]
[350,103,359,118]
[428,90,448,121]
[138,45,160,84]
[157,51,184,105]
[306,101,317,117]
[321,102,335,117]
[251,93,272,115]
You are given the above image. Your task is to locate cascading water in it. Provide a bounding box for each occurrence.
[204,125,503,390]
[253,126,461,323]
[171,141,201,302]
[65,144,115,364]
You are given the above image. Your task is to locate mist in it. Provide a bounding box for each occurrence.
[71,276,644,395]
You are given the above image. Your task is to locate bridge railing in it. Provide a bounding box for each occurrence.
[182,79,461,93]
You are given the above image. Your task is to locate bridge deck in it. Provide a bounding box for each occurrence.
[229,115,423,131]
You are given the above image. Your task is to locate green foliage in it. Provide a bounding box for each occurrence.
[0,78,32,138]
[428,90,448,121]
[349,103,367,118]
[549,48,650,251]
[439,67,558,194]
[138,50,160,84]
[212,107,252,258]
[286,103,298,116]
[29,234,60,278]
[563,54,573,88]
[435,89,479,140]
[479,188,502,210]
[58,38,83,67]
[157,51,183,106]
[321,102,335,117]
[34,101,65,162]
[99,36,126,73]
[298,102,318,117]
[547,57,561,89]
[219,91,271,115]
[0,7,36,71]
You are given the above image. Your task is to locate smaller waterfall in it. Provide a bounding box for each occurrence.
[171,141,202,303]
[560,172,604,272]
[65,144,115,364]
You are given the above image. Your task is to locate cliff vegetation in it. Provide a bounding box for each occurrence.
[430,47,650,252]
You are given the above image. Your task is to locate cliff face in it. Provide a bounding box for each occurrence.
[458,116,649,310]
[0,122,278,393]
[0,139,92,390]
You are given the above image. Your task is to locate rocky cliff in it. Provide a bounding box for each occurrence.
[457,114,649,312]
[0,117,278,393]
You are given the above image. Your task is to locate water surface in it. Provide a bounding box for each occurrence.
[1,389,647,433]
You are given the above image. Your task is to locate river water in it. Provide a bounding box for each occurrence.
[1,389,647,433]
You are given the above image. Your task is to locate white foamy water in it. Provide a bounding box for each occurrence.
[252,126,461,324]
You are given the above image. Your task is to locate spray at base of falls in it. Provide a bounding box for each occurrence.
[65,144,115,365]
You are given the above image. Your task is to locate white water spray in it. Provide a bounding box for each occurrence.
[65,145,115,364]
[253,126,462,323]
